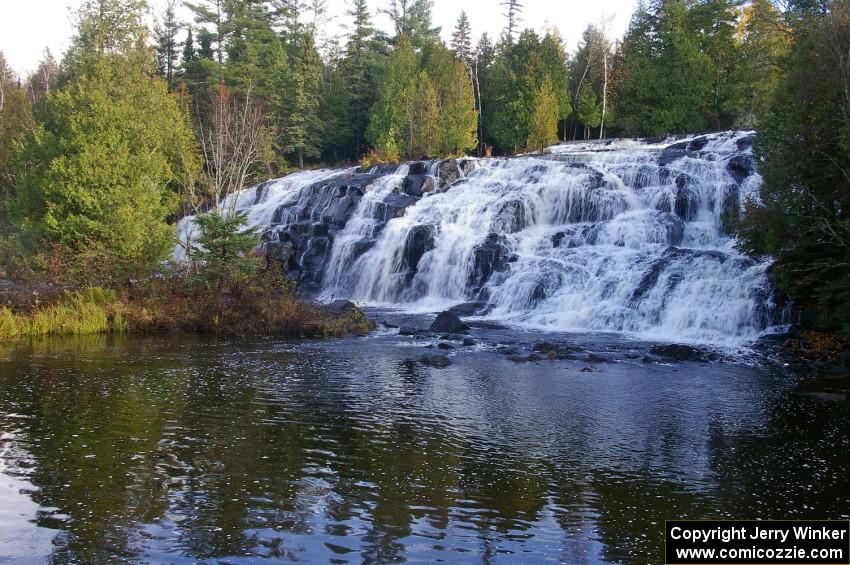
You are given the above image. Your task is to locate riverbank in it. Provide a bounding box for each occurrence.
[0,279,374,341]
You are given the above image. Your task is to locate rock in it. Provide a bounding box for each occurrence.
[533,341,558,353]
[507,354,542,363]
[325,299,357,316]
[437,342,453,350]
[402,225,436,274]
[382,320,398,328]
[580,367,594,373]
[382,193,418,219]
[727,154,755,184]
[399,326,420,336]
[429,311,470,333]
[437,159,462,186]
[585,353,612,363]
[736,134,754,151]
[649,344,709,362]
[449,301,487,316]
[462,337,476,346]
[420,354,452,368]
[498,346,520,355]
[468,233,511,290]
[467,321,508,330]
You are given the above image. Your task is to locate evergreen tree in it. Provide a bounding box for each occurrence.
[344,0,379,156]
[384,0,441,49]
[528,75,559,151]
[367,36,417,159]
[540,30,571,139]
[182,27,196,65]
[0,54,33,206]
[10,0,198,277]
[320,43,354,161]
[501,0,523,40]
[283,32,323,168]
[451,11,473,64]
[154,0,180,85]
[576,82,601,138]
[190,211,260,291]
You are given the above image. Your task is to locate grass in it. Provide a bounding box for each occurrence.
[0,287,126,340]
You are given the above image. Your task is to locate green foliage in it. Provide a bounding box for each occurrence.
[481,29,570,152]
[737,0,850,336]
[527,76,559,151]
[576,82,601,134]
[8,0,197,280]
[189,212,261,290]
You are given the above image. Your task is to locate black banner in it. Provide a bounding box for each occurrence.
[665,520,850,564]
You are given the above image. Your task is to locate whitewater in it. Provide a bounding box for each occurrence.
[176,131,784,346]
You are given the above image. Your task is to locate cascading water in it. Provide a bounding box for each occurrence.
[177,131,783,346]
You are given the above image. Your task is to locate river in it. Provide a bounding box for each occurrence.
[0,315,847,563]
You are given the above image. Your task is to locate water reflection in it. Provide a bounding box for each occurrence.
[0,335,847,563]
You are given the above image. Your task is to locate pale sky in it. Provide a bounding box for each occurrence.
[0,0,636,76]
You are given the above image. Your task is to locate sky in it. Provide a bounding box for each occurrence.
[0,0,636,76]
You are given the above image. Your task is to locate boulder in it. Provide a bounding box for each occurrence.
[398,326,420,336]
[462,337,476,347]
[437,159,462,186]
[449,301,487,316]
[468,233,510,290]
[429,311,470,333]
[437,342,453,350]
[325,300,357,316]
[727,154,755,184]
[402,225,436,274]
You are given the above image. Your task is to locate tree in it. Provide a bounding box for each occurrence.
[540,30,571,139]
[367,36,417,159]
[738,0,850,336]
[282,32,323,168]
[527,75,559,151]
[502,0,523,40]
[190,212,260,291]
[9,1,198,277]
[0,54,33,206]
[384,0,441,49]
[451,11,473,64]
[154,0,180,85]
[344,0,380,156]
[576,82,601,139]
[26,49,61,104]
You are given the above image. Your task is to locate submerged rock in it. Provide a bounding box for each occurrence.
[649,344,710,362]
[420,354,452,368]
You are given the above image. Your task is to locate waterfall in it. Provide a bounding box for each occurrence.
[176,131,783,346]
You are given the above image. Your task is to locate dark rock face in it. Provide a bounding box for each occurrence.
[429,311,470,333]
[468,234,511,291]
[402,225,436,277]
[727,154,755,184]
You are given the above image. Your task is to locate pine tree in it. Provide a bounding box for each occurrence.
[451,11,473,64]
[283,32,323,168]
[154,0,180,85]
[367,36,417,160]
[501,0,523,40]
[0,54,33,203]
[344,0,378,156]
[182,27,196,65]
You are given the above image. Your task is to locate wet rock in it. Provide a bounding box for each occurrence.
[658,148,688,167]
[449,302,487,316]
[420,354,452,368]
[727,154,755,184]
[467,321,508,330]
[437,342,453,350]
[498,345,520,355]
[630,259,669,305]
[402,225,436,274]
[429,311,470,333]
[382,320,398,328]
[401,175,436,197]
[585,353,612,363]
[462,337,476,346]
[736,134,754,151]
[507,354,542,363]
[468,233,510,290]
[649,344,709,362]
[382,193,418,219]
[437,159,462,186]
[580,367,594,373]
[398,326,420,336]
